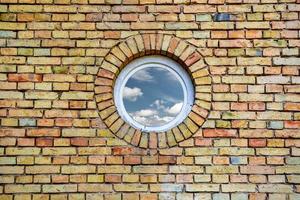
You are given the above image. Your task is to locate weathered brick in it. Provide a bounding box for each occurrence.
[62,165,96,174]
[5,184,41,193]
[114,184,148,192]
[42,184,77,193]
[150,184,183,192]
[78,184,112,192]
[241,166,275,174]
[62,128,96,137]
[258,184,293,193]
[222,184,256,192]
[0,166,24,174]
[61,92,94,100]
[98,166,131,173]
[43,147,76,155]
[26,166,60,174]
[186,184,219,192]
[27,129,60,137]
[6,147,40,155]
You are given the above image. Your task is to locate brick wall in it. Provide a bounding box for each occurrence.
[0,0,300,199]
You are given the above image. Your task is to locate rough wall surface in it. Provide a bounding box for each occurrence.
[0,0,300,199]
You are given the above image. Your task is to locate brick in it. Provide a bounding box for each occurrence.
[257,148,289,156]
[61,92,94,100]
[240,129,273,138]
[220,147,254,155]
[114,184,148,192]
[62,128,96,137]
[186,147,218,156]
[222,111,256,120]
[170,166,204,174]
[186,184,219,192]
[78,184,112,192]
[44,74,75,82]
[205,57,235,65]
[0,166,24,174]
[133,165,168,173]
[150,184,183,192]
[258,184,293,193]
[42,184,77,193]
[222,76,255,84]
[25,91,58,100]
[274,57,300,65]
[166,22,198,30]
[202,22,234,29]
[237,57,271,65]
[98,166,131,173]
[206,166,238,174]
[131,22,164,30]
[43,147,76,155]
[27,129,60,137]
[26,166,60,174]
[239,94,273,102]
[8,74,42,82]
[237,22,270,29]
[241,166,274,174]
[6,147,40,155]
[62,165,96,174]
[0,91,23,99]
[184,5,216,13]
[0,23,26,30]
[222,184,256,192]
[5,184,41,193]
[257,112,292,120]
[203,129,237,137]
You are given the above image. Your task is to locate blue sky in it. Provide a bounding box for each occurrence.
[122,67,184,127]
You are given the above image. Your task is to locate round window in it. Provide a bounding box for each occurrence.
[114,55,194,132]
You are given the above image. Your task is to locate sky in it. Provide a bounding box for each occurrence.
[122,67,184,127]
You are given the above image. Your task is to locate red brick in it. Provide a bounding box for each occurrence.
[185,51,201,67]
[71,138,89,146]
[285,121,300,128]
[8,74,42,82]
[105,174,121,183]
[27,129,60,137]
[203,129,237,138]
[17,138,35,146]
[124,156,141,165]
[249,139,266,147]
[36,138,53,147]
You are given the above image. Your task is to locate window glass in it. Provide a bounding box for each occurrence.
[123,67,184,127]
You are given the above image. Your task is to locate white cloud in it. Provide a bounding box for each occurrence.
[151,99,166,110]
[130,107,176,127]
[131,68,154,82]
[133,109,158,117]
[123,86,143,101]
[131,113,175,127]
[165,102,183,116]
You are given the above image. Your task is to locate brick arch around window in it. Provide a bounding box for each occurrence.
[95,33,212,149]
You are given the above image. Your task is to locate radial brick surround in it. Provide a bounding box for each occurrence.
[0,1,300,200]
[96,33,211,149]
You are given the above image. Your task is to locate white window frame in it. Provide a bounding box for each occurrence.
[114,55,194,132]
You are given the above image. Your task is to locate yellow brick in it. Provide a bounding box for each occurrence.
[6,148,40,155]
[26,166,60,174]
[5,184,41,193]
[62,165,96,174]
[87,175,104,183]
[42,147,76,155]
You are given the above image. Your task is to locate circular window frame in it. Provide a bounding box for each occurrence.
[114,55,194,132]
[95,33,212,149]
